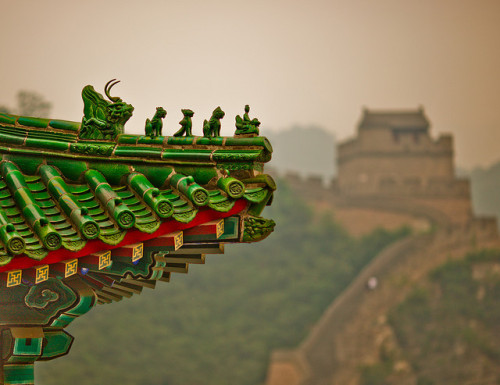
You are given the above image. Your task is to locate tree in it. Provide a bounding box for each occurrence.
[0,91,52,117]
[0,105,11,114]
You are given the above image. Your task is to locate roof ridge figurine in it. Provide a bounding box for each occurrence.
[235,104,261,136]
[203,106,225,138]
[145,107,167,138]
[174,109,194,137]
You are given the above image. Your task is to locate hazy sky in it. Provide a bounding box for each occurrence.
[1,0,499,169]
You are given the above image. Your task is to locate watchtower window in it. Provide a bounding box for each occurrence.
[379,177,396,190]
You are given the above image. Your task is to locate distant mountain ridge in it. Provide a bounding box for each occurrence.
[265,125,336,181]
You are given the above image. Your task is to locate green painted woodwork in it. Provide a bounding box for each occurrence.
[217,216,240,241]
[10,338,43,361]
[3,363,35,385]
[39,330,73,361]
[60,280,95,317]
[1,328,73,384]
[93,254,153,279]
[0,279,76,326]
[49,314,76,329]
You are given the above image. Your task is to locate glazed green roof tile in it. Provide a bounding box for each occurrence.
[0,162,274,262]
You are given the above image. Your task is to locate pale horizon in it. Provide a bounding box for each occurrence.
[1,0,499,169]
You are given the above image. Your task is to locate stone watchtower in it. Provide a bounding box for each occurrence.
[337,108,466,197]
[330,107,483,228]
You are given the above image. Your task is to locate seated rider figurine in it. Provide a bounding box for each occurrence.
[235,105,260,136]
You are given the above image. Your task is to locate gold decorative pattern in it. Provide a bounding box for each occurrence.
[35,265,49,284]
[132,243,144,263]
[216,219,224,238]
[64,259,78,278]
[98,251,112,270]
[174,231,183,251]
[7,270,22,287]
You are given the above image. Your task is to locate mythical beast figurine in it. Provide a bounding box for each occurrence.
[145,107,167,138]
[203,106,225,138]
[79,79,134,140]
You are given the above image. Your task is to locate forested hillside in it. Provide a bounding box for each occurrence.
[360,249,500,385]
[37,182,408,385]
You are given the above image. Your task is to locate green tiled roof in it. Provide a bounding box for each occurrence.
[0,111,275,270]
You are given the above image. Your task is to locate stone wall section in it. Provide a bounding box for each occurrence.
[265,211,500,385]
[266,111,499,384]
[265,171,499,385]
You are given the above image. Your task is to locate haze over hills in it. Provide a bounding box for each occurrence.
[265,126,336,181]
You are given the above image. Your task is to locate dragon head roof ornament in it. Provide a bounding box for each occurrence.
[79,79,134,140]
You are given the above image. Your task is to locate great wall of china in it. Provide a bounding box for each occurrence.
[264,108,500,385]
